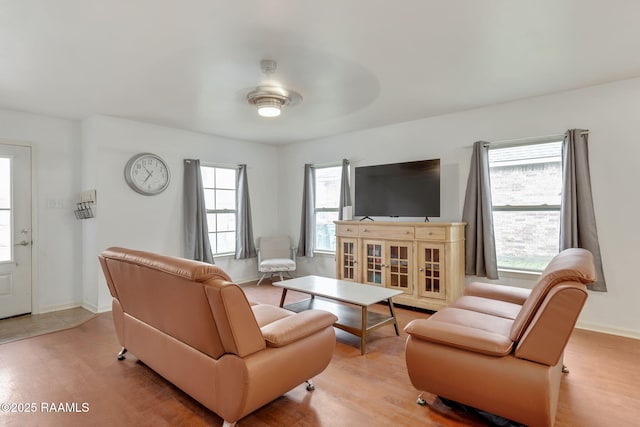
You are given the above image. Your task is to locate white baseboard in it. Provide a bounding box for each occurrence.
[35,302,83,314]
[96,304,111,313]
[81,302,99,313]
[236,276,261,285]
[576,321,640,340]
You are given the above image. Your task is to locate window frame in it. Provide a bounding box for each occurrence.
[313,164,343,254]
[200,164,237,257]
[488,138,563,273]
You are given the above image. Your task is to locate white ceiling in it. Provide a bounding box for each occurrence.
[2,0,640,144]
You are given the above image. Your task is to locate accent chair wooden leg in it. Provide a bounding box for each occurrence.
[256,273,267,286]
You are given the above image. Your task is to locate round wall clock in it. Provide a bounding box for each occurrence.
[124,153,171,195]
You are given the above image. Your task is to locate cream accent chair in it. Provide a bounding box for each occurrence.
[404,248,596,427]
[99,247,337,427]
[256,236,296,286]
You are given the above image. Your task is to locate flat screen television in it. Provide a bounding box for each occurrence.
[354,159,440,218]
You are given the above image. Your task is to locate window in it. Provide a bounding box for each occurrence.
[201,166,236,255]
[314,165,342,252]
[488,141,563,272]
[0,157,11,262]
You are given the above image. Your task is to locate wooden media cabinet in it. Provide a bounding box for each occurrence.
[334,221,465,311]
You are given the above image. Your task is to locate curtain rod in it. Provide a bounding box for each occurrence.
[465,130,590,149]
[309,160,346,168]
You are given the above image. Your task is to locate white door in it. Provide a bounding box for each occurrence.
[0,144,32,319]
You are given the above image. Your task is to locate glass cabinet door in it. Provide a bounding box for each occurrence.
[387,242,412,294]
[417,243,446,300]
[338,237,359,281]
[363,240,384,286]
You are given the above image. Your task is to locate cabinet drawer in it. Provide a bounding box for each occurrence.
[336,224,358,236]
[359,225,415,240]
[415,226,447,241]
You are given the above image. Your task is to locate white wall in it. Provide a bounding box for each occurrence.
[278,77,640,338]
[80,115,279,312]
[0,109,82,314]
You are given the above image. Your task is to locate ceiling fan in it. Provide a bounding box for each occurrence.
[246,59,302,118]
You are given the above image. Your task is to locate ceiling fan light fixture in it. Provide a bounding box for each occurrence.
[247,86,302,118]
[256,97,283,117]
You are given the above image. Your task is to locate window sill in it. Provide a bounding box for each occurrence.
[312,250,336,256]
[213,252,235,259]
[498,268,542,280]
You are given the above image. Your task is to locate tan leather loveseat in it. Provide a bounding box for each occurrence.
[404,248,596,427]
[99,247,338,427]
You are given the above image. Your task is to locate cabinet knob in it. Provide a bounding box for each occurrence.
[419,268,425,272]
[346,228,352,232]
[363,229,368,232]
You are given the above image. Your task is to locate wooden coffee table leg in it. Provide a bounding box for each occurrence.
[279,289,288,308]
[388,298,399,336]
[361,306,368,355]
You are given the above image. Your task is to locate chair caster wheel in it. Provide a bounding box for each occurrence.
[305,381,315,391]
[117,347,127,361]
[416,393,427,406]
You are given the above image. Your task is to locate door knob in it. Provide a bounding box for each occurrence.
[15,240,29,246]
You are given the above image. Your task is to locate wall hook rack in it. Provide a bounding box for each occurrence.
[74,190,96,219]
[74,201,94,219]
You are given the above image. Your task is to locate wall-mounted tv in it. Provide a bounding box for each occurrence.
[354,159,440,218]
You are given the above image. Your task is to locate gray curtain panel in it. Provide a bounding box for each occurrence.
[461,141,498,279]
[183,159,214,264]
[235,164,257,260]
[297,164,315,257]
[560,129,607,291]
[338,158,352,220]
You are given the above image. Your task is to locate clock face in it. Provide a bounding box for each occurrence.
[124,153,170,195]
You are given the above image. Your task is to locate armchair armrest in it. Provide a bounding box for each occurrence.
[404,319,514,357]
[464,281,531,305]
[261,310,337,348]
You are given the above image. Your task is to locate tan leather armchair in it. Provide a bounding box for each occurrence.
[99,247,337,427]
[404,248,596,427]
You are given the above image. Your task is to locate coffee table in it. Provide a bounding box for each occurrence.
[272,275,403,355]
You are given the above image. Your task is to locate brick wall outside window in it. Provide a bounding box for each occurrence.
[489,142,562,271]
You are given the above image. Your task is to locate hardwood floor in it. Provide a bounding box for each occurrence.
[1,281,639,426]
